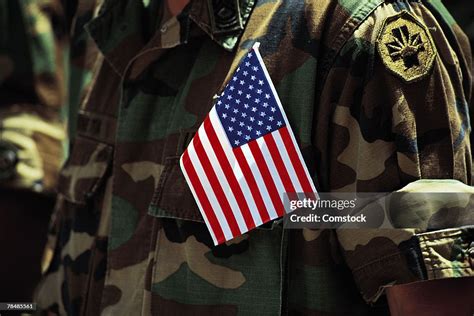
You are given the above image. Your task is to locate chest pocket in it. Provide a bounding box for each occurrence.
[146,128,279,232]
[57,135,113,205]
[147,129,204,222]
[141,40,226,224]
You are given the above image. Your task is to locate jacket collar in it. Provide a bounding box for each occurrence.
[189,0,255,51]
[86,0,255,77]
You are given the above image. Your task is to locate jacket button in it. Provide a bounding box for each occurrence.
[0,141,18,180]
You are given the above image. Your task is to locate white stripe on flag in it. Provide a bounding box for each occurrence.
[186,141,234,240]
[240,144,278,219]
[281,128,317,193]
[209,109,263,226]
[256,136,286,201]
[197,126,249,233]
[273,130,304,193]
[180,157,219,245]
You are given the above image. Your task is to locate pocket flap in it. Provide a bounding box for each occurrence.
[148,156,204,222]
[57,136,113,204]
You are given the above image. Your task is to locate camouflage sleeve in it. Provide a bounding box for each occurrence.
[0,0,67,193]
[329,2,474,304]
[337,181,474,303]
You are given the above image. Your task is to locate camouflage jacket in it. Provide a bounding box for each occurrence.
[35,0,474,315]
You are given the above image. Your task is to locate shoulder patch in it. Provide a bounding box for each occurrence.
[377,10,437,83]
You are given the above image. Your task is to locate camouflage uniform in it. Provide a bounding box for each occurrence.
[0,0,100,302]
[0,0,67,302]
[35,0,474,315]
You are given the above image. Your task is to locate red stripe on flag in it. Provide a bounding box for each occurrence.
[233,147,271,223]
[248,140,286,216]
[278,127,315,197]
[265,133,297,194]
[192,133,242,238]
[204,119,256,230]
[182,151,226,244]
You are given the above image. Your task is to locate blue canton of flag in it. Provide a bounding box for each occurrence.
[216,52,286,148]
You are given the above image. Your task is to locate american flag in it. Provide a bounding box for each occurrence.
[180,43,317,245]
